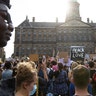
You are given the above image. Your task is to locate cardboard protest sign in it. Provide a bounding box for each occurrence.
[70,46,85,62]
[58,51,68,58]
[29,54,39,62]
[58,51,69,63]
[90,54,96,60]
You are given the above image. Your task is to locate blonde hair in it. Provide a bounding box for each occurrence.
[68,61,78,81]
[16,62,37,89]
[29,61,36,68]
[71,61,78,70]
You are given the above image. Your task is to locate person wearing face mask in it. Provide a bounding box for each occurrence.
[15,62,37,96]
[30,84,37,96]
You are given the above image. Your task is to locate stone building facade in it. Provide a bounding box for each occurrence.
[14,0,96,57]
[0,48,5,62]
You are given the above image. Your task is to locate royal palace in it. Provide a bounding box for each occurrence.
[14,0,96,57]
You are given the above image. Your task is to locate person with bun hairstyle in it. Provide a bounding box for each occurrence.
[15,62,37,96]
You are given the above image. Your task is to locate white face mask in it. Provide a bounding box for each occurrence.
[29,85,37,95]
[46,93,53,96]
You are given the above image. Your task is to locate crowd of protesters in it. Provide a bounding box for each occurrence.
[0,56,96,96]
[0,0,95,96]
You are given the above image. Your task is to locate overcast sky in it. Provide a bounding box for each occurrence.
[4,0,96,58]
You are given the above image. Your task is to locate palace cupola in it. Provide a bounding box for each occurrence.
[65,0,81,22]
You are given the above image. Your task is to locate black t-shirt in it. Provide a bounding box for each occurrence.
[90,69,96,84]
[0,78,15,96]
[90,69,96,78]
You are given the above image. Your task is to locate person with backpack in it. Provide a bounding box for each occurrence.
[88,61,96,96]
[48,62,68,96]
